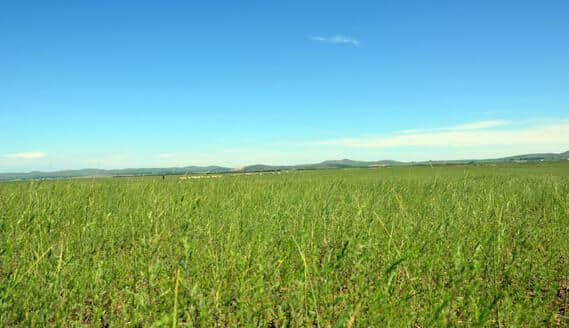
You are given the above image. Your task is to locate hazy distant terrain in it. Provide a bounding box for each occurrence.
[0,166,232,181]
[1,150,568,181]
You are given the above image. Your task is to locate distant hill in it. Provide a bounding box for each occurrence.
[240,150,569,171]
[241,159,402,172]
[409,151,569,166]
[0,165,232,181]
[498,152,569,161]
[1,150,567,181]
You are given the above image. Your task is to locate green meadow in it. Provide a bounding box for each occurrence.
[1,163,568,326]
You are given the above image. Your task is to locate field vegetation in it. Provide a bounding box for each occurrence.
[1,162,568,326]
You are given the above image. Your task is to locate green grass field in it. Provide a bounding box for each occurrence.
[1,163,568,326]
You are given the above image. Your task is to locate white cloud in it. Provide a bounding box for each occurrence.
[446,120,511,131]
[309,35,360,47]
[5,152,47,159]
[401,120,512,134]
[314,122,569,149]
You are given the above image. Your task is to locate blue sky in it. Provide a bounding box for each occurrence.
[1,1,568,172]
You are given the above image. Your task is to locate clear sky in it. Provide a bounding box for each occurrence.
[1,1,568,172]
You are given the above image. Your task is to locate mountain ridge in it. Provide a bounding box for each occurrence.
[1,150,567,180]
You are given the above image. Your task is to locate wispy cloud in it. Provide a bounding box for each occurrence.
[447,120,511,131]
[5,152,47,159]
[309,35,360,47]
[313,121,569,149]
[401,120,512,134]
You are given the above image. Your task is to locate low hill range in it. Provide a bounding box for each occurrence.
[0,166,231,181]
[241,159,401,173]
[1,150,568,181]
[240,150,569,172]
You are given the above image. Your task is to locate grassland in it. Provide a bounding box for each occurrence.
[1,162,568,326]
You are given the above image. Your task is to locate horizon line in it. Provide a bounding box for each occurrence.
[1,149,567,175]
